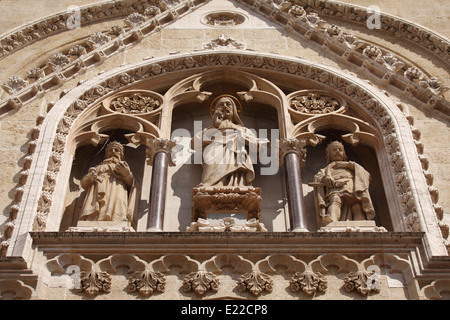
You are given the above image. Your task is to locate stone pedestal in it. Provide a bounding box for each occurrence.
[189,186,265,232]
[68,221,135,232]
[318,220,387,232]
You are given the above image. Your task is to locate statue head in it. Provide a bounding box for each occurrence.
[105,141,125,161]
[210,95,244,127]
[325,141,347,163]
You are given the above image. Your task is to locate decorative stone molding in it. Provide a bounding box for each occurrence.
[1,76,28,95]
[290,92,341,114]
[27,240,443,300]
[191,186,262,222]
[0,280,34,300]
[128,270,166,296]
[1,0,448,121]
[203,34,245,50]
[86,32,112,49]
[289,269,327,296]
[109,92,161,114]
[123,13,148,29]
[77,268,112,297]
[236,271,273,296]
[186,217,267,232]
[182,271,220,296]
[344,270,380,296]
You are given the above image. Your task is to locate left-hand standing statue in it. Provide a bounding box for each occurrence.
[79,141,136,222]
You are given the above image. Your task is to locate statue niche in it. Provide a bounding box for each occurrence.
[188,95,268,232]
[73,140,137,231]
[309,141,380,232]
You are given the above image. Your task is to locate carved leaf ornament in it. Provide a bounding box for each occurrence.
[128,270,166,296]
[110,93,160,114]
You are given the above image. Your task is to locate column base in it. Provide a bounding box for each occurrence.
[291,227,309,232]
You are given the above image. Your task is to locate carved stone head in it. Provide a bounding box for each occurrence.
[105,141,125,161]
[210,95,244,127]
[325,141,347,163]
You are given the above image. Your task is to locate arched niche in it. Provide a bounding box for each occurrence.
[165,70,287,231]
[52,89,163,232]
[9,51,447,260]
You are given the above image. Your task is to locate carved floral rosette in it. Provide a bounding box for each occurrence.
[287,89,346,122]
[201,11,247,28]
[101,89,163,117]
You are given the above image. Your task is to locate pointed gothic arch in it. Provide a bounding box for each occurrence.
[7,50,447,262]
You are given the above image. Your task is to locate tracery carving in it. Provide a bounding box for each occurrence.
[37,253,418,300]
[290,92,341,114]
[109,92,160,114]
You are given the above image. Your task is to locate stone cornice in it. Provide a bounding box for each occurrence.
[30,231,426,253]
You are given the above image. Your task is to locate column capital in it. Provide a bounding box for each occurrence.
[279,138,307,166]
[145,137,177,166]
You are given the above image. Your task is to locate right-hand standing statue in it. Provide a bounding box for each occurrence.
[311,141,375,224]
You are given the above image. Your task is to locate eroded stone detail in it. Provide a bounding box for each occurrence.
[290,92,341,114]
[110,93,160,114]
[344,270,380,296]
[237,271,273,296]
[289,270,328,296]
[128,271,166,296]
[182,271,219,296]
[76,269,112,297]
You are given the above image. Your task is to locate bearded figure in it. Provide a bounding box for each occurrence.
[192,95,265,187]
[312,141,375,224]
[79,141,136,222]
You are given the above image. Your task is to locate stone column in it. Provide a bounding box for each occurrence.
[279,138,308,232]
[145,138,176,232]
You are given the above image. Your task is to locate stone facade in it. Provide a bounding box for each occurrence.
[0,0,449,300]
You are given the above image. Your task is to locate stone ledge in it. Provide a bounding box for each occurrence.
[29,231,426,256]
